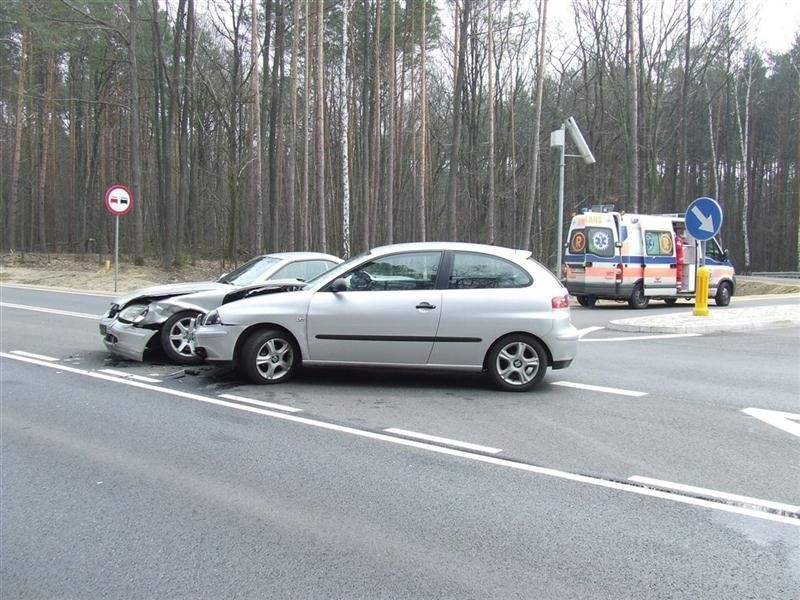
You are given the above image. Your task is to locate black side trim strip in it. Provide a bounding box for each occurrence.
[315,335,482,343]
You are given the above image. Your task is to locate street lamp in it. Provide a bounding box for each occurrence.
[550,117,595,273]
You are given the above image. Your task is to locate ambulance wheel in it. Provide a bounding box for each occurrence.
[715,282,732,307]
[664,298,678,305]
[576,295,597,307]
[628,284,650,309]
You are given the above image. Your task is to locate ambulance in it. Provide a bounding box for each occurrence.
[562,206,736,308]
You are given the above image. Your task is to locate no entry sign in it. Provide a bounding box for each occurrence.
[104,185,134,216]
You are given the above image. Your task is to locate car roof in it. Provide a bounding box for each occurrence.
[262,252,342,262]
[366,241,532,261]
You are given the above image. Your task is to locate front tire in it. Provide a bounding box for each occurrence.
[486,334,547,392]
[715,281,732,306]
[160,311,203,365]
[628,283,650,309]
[240,329,299,385]
[576,295,598,307]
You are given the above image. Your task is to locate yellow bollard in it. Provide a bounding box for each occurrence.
[693,266,709,316]
[105,259,111,271]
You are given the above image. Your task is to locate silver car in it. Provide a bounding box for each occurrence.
[194,242,578,391]
[99,252,341,364]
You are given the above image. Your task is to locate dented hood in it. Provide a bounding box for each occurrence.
[111,281,227,308]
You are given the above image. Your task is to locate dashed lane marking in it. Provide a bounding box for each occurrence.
[551,381,647,397]
[98,369,162,384]
[218,393,302,413]
[1,302,100,320]
[10,350,59,362]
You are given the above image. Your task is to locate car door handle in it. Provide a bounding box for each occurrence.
[416,302,437,310]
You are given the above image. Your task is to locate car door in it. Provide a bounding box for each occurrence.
[430,251,536,368]
[306,251,443,365]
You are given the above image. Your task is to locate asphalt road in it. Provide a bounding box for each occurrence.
[1,285,798,599]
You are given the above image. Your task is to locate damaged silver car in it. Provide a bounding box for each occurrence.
[99,252,341,364]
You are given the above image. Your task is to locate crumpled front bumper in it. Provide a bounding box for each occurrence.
[100,317,157,362]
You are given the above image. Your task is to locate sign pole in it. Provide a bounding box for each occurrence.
[114,215,120,292]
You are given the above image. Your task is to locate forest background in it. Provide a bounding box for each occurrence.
[1,0,798,275]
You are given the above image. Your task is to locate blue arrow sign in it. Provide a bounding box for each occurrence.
[685,197,722,241]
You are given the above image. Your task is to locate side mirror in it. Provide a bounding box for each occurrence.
[330,277,347,293]
[615,242,623,248]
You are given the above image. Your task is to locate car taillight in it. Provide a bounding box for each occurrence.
[551,294,570,309]
[615,263,623,284]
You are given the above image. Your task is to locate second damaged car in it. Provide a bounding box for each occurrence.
[99,252,341,364]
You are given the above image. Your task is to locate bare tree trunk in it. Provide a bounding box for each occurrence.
[302,0,311,249]
[734,51,753,271]
[6,23,27,252]
[341,0,351,258]
[446,0,471,240]
[37,55,56,252]
[268,1,286,250]
[386,0,396,244]
[315,0,327,251]
[679,0,691,209]
[287,0,299,251]
[251,0,263,252]
[626,0,639,212]
[486,0,495,244]
[705,81,719,200]
[368,0,382,247]
[128,0,144,262]
[178,0,195,257]
[418,0,427,241]
[521,0,547,249]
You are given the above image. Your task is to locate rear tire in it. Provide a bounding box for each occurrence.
[628,283,650,309]
[240,329,299,385]
[160,311,203,365]
[715,281,732,307]
[486,334,547,392]
[576,295,597,307]
[664,298,678,305]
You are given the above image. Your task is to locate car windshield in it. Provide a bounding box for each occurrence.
[218,256,281,285]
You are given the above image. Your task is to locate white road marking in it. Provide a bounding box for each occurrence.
[629,476,800,514]
[0,284,114,298]
[219,393,302,413]
[384,428,502,454]
[580,332,701,343]
[741,407,800,439]
[576,326,605,339]
[0,302,100,320]
[1,350,797,527]
[10,350,59,362]
[551,381,647,397]
[97,369,162,384]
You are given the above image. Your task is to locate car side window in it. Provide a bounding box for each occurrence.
[448,252,531,289]
[273,260,336,281]
[342,252,441,291]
